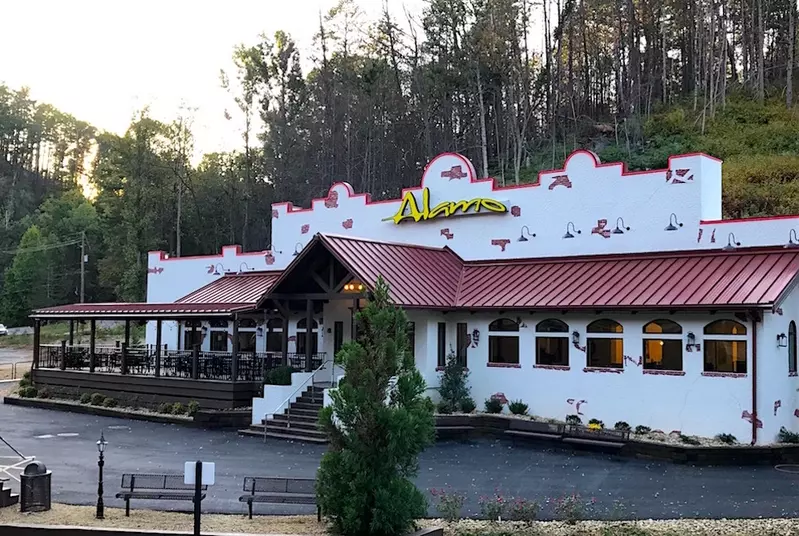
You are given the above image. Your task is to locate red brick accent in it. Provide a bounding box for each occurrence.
[491,239,511,251]
[643,370,685,376]
[440,228,454,240]
[342,219,353,229]
[549,175,572,189]
[264,252,275,265]
[591,219,611,238]
[441,165,467,180]
[741,410,763,428]
[272,209,279,219]
[324,191,339,208]
[147,267,164,275]
[301,224,310,234]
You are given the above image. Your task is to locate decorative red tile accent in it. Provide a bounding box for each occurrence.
[440,228,454,240]
[566,398,587,415]
[573,342,586,352]
[624,355,642,367]
[342,219,353,230]
[264,252,275,265]
[665,170,672,182]
[591,219,610,238]
[301,224,310,234]
[324,190,339,208]
[491,239,511,251]
[441,165,468,180]
[702,372,747,378]
[534,364,570,371]
[510,206,521,217]
[491,392,509,404]
[697,228,703,243]
[710,229,716,243]
[643,369,686,376]
[775,400,782,415]
[583,367,624,374]
[487,362,521,369]
[147,267,164,275]
[741,410,763,429]
[549,175,572,189]
[272,209,279,219]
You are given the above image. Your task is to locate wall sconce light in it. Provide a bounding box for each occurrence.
[515,316,527,328]
[687,331,696,346]
[613,217,630,234]
[292,242,304,257]
[256,326,264,337]
[786,230,799,249]
[517,225,536,242]
[665,213,683,231]
[563,222,581,239]
[238,262,252,273]
[201,326,208,335]
[344,282,365,292]
[571,331,580,345]
[266,244,283,254]
[778,333,788,348]
[212,263,225,276]
[722,232,740,251]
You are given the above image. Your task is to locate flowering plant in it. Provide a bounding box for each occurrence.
[429,487,465,522]
[508,497,539,524]
[551,492,596,524]
[588,422,602,431]
[478,489,507,521]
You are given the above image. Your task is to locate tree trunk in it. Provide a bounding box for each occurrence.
[788,0,795,108]
[476,69,489,178]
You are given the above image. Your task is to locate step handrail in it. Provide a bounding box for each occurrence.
[264,358,334,443]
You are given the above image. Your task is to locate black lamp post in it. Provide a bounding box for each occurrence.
[96,431,107,519]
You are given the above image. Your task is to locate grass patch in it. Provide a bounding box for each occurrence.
[0,321,144,348]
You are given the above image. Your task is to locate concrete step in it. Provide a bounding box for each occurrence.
[284,407,319,418]
[265,422,326,440]
[295,395,324,405]
[238,425,328,444]
[266,418,320,432]
[272,413,319,425]
[263,431,328,444]
[291,401,323,411]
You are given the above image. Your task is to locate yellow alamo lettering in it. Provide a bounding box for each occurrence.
[383,187,508,224]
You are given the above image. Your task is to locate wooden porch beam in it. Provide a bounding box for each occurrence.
[270,292,366,301]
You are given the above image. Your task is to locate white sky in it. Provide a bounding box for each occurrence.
[0,0,427,158]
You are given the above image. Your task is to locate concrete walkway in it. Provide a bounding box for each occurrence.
[0,402,797,519]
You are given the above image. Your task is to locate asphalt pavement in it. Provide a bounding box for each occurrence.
[0,402,797,519]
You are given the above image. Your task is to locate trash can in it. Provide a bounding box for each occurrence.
[20,461,51,512]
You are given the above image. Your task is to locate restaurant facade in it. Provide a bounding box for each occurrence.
[33,150,799,445]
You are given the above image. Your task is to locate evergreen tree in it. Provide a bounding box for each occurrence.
[1,225,49,326]
[316,276,435,536]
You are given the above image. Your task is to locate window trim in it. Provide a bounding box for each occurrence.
[642,319,684,375]
[702,319,748,376]
[488,318,521,367]
[534,318,570,370]
[585,319,624,372]
[437,322,447,368]
[790,321,797,376]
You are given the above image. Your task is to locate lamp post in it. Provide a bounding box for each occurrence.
[96,431,107,519]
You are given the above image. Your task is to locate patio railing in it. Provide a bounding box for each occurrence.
[37,344,326,382]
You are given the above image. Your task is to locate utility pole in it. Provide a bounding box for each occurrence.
[80,231,86,303]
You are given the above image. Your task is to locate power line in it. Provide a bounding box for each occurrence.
[0,237,82,256]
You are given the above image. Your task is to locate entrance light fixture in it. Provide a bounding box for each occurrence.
[292,243,304,257]
[571,331,580,345]
[613,217,630,234]
[665,213,683,231]
[517,225,536,242]
[722,233,740,251]
[778,333,788,348]
[563,222,581,239]
[211,263,225,276]
[786,230,799,249]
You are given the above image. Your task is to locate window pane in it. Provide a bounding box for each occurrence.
[406,322,415,359]
[297,318,319,330]
[643,339,683,371]
[536,337,569,366]
[266,318,283,330]
[587,319,623,333]
[183,330,202,349]
[489,335,519,364]
[790,321,797,374]
[266,332,282,353]
[456,322,468,367]
[238,332,256,353]
[210,331,228,352]
[536,319,568,333]
[643,320,682,334]
[704,340,747,373]
[587,338,623,367]
[704,320,747,335]
[437,322,447,367]
[489,318,519,332]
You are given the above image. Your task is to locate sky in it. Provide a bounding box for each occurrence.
[0,0,426,159]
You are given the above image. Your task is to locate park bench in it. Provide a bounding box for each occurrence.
[239,476,320,521]
[115,473,205,516]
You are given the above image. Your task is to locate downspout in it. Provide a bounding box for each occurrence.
[751,310,759,446]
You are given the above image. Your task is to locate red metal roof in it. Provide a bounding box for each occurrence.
[176,271,282,304]
[457,248,799,310]
[319,234,463,308]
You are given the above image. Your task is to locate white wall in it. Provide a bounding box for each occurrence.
[419,311,758,442]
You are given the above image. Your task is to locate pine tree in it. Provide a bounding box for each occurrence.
[316,276,435,536]
[1,225,49,326]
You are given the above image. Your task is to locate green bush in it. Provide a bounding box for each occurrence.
[79,393,92,404]
[102,397,118,408]
[484,397,503,414]
[459,398,476,413]
[22,371,31,382]
[565,414,582,425]
[614,421,631,431]
[588,418,605,429]
[36,387,51,399]
[715,433,737,445]
[90,393,105,406]
[778,426,799,444]
[157,402,172,414]
[436,400,454,414]
[679,434,701,445]
[264,365,295,386]
[438,351,471,411]
[634,425,651,435]
[187,400,200,416]
[508,400,528,415]
[171,402,186,415]
[18,386,37,398]
[18,376,32,388]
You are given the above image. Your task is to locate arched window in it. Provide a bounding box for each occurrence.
[703,320,747,374]
[642,320,683,372]
[208,319,230,352]
[789,321,797,375]
[488,318,520,366]
[586,319,623,369]
[265,318,284,353]
[296,318,319,355]
[535,319,569,367]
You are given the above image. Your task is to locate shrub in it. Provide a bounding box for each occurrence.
[102,397,118,408]
[778,426,799,444]
[552,492,595,525]
[459,398,476,413]
[157,402,172,414]
[478,491,508,521]
[79,393,92,404]
[679,434,701,445]
[264,365,294,386]
[316,277,435,536]
[588,418,605,428]
[634,425,651,435]
[565,414,582,425]
[36,387,51,399]
[22,371,31,382]
[614,421,631,431]
[18,376,32,388]
[437,401,454,414]
[18,386,37,398]
[439,351,471,410]
[90,393,105,406]
[508,400,528,415]
[484,397,503,414]
[187,400,200,416]
[715,433,737,445]
[171,402,186,415]
[430,487,465,522]
[508,498,539,524]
